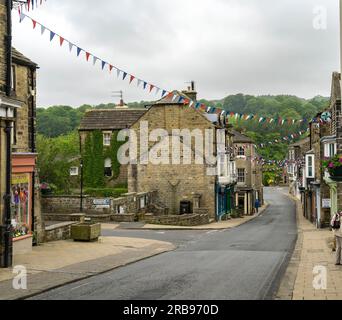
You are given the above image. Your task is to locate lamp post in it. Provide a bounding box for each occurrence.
[2,0,13,268]
[80,159,84,213]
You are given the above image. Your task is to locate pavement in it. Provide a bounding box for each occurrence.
[0,236,175,300]
[277,193,342,300]
[29,187,298,300]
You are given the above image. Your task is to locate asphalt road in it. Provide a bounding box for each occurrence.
[30,187,297,300]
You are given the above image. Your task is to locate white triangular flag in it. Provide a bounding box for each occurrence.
[41,25,46,35]
[68,42,74,52]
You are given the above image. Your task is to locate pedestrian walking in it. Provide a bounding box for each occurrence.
[255,199,260,214]
[331,211,342,265]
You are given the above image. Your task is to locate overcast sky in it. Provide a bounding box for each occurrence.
[12,0,341,107]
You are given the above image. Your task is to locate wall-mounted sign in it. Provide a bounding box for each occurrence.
[322,199,331,209]
[93,199,110,206]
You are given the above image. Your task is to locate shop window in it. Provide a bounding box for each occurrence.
[238,168,245,183]
[11,174,31,238]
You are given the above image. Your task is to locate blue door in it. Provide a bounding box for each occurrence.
[216,184,233,220]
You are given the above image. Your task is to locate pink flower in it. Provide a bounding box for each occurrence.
[329,162,335,169]
[339,158,342,163]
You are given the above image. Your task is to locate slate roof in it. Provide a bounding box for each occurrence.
[12,48,37,68]
[232,130,253,143]
[79,109,148,131]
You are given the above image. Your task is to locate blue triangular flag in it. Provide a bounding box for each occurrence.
[50,31,56,42]
[122,72,127,80]
[101,61,106,70]
[77,47,82,57]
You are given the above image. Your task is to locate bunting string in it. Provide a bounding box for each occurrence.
[14,0,47,14]
[255,128,309,148]
[19,13,324,131]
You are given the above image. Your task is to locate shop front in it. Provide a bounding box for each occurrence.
[11,153,36,255]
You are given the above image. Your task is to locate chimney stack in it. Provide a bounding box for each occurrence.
[182,80,197,102]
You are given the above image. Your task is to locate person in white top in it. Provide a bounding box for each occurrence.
[331,212,342,265]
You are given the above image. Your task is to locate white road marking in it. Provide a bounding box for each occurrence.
[206,230,218,235]
[71,282,92,291]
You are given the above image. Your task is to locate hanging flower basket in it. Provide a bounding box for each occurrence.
[323,155,342,181]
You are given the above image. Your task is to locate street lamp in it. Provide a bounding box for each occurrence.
[80,159,84,213]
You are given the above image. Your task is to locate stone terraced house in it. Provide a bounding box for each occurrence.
[79,106,147,187]
[233,130,264,215]
[0,0,42,267]
[128,89,238,220]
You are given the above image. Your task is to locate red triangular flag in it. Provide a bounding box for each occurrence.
[59,37,65,46]
[32,19,37,29]
[109,65,113,72]
[85,52,90,61]
[149,84,155,93]
[129,75,135,84]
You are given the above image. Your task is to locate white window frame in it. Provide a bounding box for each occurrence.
[237,146,245,157]
[237,168,246,183]
[103,132,112,146]
[305,155,315,179]
[324,143,337,158]
[70,167,79,176]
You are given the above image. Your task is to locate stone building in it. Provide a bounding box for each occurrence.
[128,89,237,220]
[233,130,264,215]
[287,137,310,199]
[79,105,147,187]
[322,72,342,226]
[0,0,42,267]
[298,74,339,228]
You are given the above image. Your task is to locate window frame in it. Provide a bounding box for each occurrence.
[70,167,79,176]
[237,168,246,183]
[305,154,315,178]
[103,132,112,147]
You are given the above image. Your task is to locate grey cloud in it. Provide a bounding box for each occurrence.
[12,0,341,106]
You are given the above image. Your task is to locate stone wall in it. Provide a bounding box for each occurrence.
[45,222,77,243]
[12,64,35,152]
[41,191,157,215]
[143,213,210,227]
[128,104,218,219]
